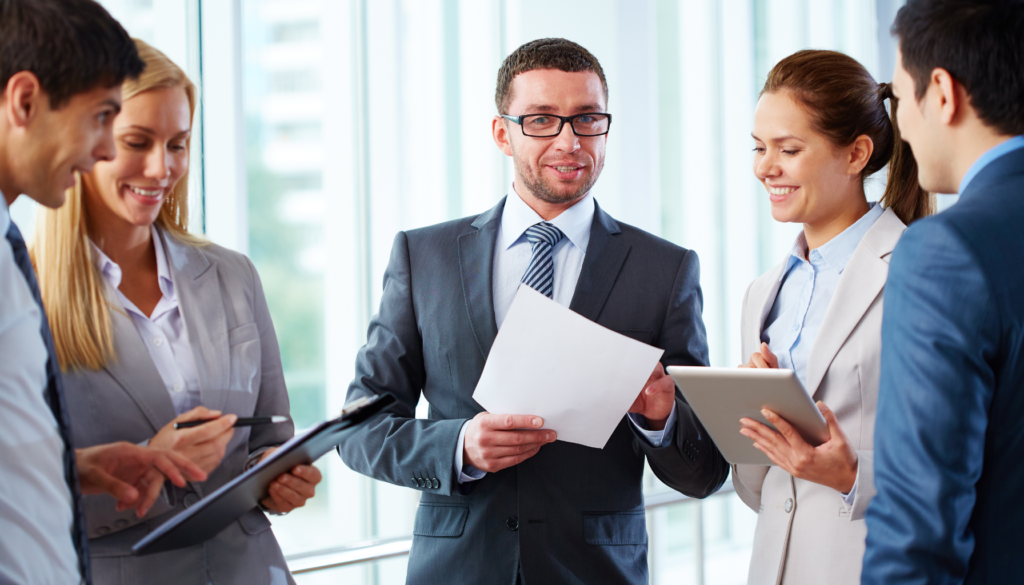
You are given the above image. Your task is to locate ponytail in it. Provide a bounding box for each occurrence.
[877,82,933,224]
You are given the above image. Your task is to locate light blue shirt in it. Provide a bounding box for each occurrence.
[0,194,81,584]
[959,135,1024,194]
[762,202,884,388]
[455,185,676,483]
[91,227,201,416]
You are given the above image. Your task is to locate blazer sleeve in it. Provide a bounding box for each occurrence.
[336,232,466,496]
[245,256,295,462]
[862,220,998,584]
[634,249,729,498]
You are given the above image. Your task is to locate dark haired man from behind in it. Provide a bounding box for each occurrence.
[863,1,1024,583]
[0,1,206,583]
[338,38,727,584]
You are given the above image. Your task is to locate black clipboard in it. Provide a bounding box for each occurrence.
[132,393,394,556]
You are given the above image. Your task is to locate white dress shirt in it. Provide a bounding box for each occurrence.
[0,194,80,584]
[454,185,676,483]
[91,227,201,416]
[761,202,883,505]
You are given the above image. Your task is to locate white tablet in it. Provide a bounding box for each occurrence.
[667,366,829,466]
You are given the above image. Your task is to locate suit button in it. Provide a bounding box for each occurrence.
[96,526,111,536]
[784,498,794,513]
[431,478,439,489]
[184,493,200,508]
[114,519,129,529]
[506,516,519,531]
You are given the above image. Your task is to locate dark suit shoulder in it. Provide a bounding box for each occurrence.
[612,219,691,261]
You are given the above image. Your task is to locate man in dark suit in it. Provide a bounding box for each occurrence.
[862,1,1024,583]
[338,38,728,584]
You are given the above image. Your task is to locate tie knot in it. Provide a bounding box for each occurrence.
[525,222,564,248]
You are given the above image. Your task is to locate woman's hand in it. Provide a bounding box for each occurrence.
[149,406,237,474]
[739,402,858,493]
[259,448,322,514]
[739,342,779,369]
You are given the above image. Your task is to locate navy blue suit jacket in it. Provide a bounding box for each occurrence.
[863,146,1024,584]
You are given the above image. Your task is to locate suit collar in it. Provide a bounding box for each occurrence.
[803,208,906,395]
[158,229,230,410]
[461,199,504,359]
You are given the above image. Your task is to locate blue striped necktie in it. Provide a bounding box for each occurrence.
[521,222,564,298]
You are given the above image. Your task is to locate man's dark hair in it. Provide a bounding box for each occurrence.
[0,0,144,109]
[892,0,1024,136]
[495,38,608,114]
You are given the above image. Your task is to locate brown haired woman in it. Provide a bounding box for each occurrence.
[31,40,320,583]
[732,49,931,585]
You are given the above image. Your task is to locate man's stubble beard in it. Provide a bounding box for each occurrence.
[512,148,604,206]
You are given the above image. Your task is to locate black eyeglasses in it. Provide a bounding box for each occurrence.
[501,112,612,137]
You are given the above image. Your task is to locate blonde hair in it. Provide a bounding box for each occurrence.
[31,39,204,371]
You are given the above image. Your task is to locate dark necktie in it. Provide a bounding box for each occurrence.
[521,222,565,298]
[6,222,91,584]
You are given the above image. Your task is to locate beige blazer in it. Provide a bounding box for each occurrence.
[732,208,905,585]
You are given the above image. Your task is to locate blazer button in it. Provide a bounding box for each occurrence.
[431,478,440,489]
[183,493,200,508]
[506,516,519,531]
[784,498,794,513]
[114,519,129,529]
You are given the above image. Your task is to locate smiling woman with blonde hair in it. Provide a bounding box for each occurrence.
[31,39,319,584]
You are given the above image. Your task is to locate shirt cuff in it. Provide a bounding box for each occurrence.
[841,471,859,507]
[455,420,486,484]
[628,403,678,447]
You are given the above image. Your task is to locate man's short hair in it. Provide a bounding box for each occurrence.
[893,0,1024,136]
[495,38,608,115]
[0,0,144,108]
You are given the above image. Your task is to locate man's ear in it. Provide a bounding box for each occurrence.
[4,71,45,129]
[930,67,961,127]
[492,116,513,156]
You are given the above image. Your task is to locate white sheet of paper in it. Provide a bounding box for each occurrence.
[472,286,665,449]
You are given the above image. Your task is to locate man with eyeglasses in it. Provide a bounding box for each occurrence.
[339,38,727,585]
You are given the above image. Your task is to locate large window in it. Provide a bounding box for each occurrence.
[77,1,909,583]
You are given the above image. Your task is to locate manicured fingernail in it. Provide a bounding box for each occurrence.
[546,432,553,441]
[761,409,769,417]
[532,418,542,427]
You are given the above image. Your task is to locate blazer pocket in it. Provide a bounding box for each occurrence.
[583,508,647,545]
[413,504,468,538]
[238,509,272,535]
[227,323,261,392]
[611,329,653,345]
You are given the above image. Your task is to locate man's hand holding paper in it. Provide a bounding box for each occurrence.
[472,286,667,450]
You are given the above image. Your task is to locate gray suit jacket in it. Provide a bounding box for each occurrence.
[339,198,729,585]
[732,209,905,585]
[62,228,295,585]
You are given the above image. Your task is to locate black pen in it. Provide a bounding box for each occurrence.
[174,415,289,430]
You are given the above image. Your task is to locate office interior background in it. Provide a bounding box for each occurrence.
[10,0,958,582]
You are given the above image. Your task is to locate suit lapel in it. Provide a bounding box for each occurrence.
[458,199,503,359]
[749,262,787,353]
[103,303,178,433]
[804,210,906,396]
[569,203,628,322]
[160,230,230,411]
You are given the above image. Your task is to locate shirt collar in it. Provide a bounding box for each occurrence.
[959,135,1024,194]
[91,225,175,300]
[500,181,595,253]
[781,201,884,278]
[0,190,9,237]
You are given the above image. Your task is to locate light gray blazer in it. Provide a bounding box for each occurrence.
[62,228,296,585]
[732,209,905,585]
